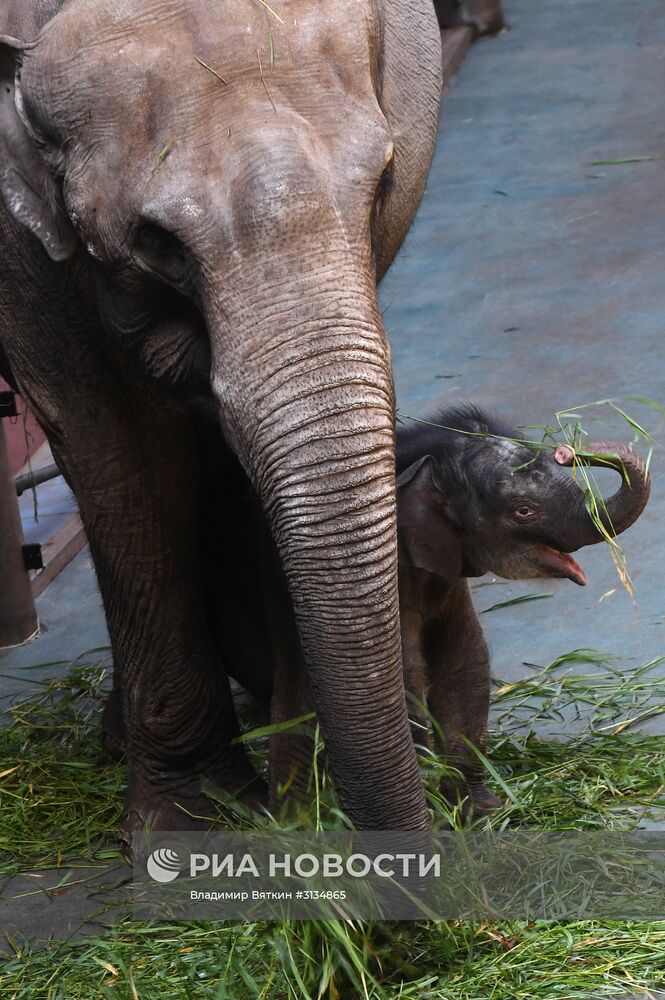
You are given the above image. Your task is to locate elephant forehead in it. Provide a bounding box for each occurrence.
[30,0,383,111]
[480,441,555,491]
[25,0,389,194]
[489,438,534,468]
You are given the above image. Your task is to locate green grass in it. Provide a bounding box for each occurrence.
[1,648,665,997]
[0,658,123,873]
[4,919,665,999]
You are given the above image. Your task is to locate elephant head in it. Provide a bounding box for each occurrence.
[396,406,651,586]
[0,0,443,829]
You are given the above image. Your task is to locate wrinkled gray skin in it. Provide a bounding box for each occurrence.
[396,406,650,814]
[0,0,442,837]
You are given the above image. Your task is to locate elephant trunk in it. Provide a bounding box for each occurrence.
[206,273,429,830]
[554,441,651,548]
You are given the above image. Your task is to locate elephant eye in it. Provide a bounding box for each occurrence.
[514,505,536,520]
[135,222,183,259]
[134,222,191,290]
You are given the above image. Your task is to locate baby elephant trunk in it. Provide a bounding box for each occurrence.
[554,441,651,548]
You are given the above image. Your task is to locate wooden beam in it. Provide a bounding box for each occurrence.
[30,513,87,599]
[11,437,87,597]
[0,419,38,648]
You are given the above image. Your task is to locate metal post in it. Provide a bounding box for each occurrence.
[0,415,38,648]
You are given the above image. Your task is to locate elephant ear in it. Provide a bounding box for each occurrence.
[396,455,462,582]
[0,35,76,261]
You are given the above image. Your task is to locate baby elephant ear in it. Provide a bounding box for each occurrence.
[0,36,77,261]
[396,455,462,582]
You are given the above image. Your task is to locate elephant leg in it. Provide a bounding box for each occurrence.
[89,405,267,838]
[198,463,317,810]
[101,683,127,760]
[424,581,502,816]
[199,433,275,708]
[0,209,267,841]
[399,601,430,749]
[9,356,263,839]
[262,535,320,814]
[90,407,266,838]
[269,635,319,816]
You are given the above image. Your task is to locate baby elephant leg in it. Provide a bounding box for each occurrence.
[424,581,502,816]
[400,604,431,749]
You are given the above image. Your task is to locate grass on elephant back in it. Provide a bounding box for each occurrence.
[1,648,665,998]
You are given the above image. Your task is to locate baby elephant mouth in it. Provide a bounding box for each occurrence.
[534,545,587,587]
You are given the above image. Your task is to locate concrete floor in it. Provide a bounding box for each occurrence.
[1,0,665,945]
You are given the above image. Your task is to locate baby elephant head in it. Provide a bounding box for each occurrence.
[396,406,651,586]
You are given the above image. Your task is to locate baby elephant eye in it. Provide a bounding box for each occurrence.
[514,505,535,519]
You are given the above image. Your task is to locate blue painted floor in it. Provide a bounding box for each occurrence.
[381,0,665,735]
[2,0,665,740]
[18,467,78,549]
[0,548,107,704]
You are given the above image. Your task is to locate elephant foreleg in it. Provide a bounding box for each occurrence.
[424,580,502,816]
[101,684,127,760]
[12,363,263,839]
[0,217,267,840]
[83,403,266,838]
[399,597,430,749]
[261,535,320,814]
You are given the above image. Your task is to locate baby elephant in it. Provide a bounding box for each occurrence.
[396,406,650,815]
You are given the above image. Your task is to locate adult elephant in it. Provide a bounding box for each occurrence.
[0,0,442,836]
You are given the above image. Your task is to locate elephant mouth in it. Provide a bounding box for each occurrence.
[535,545,587,587]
